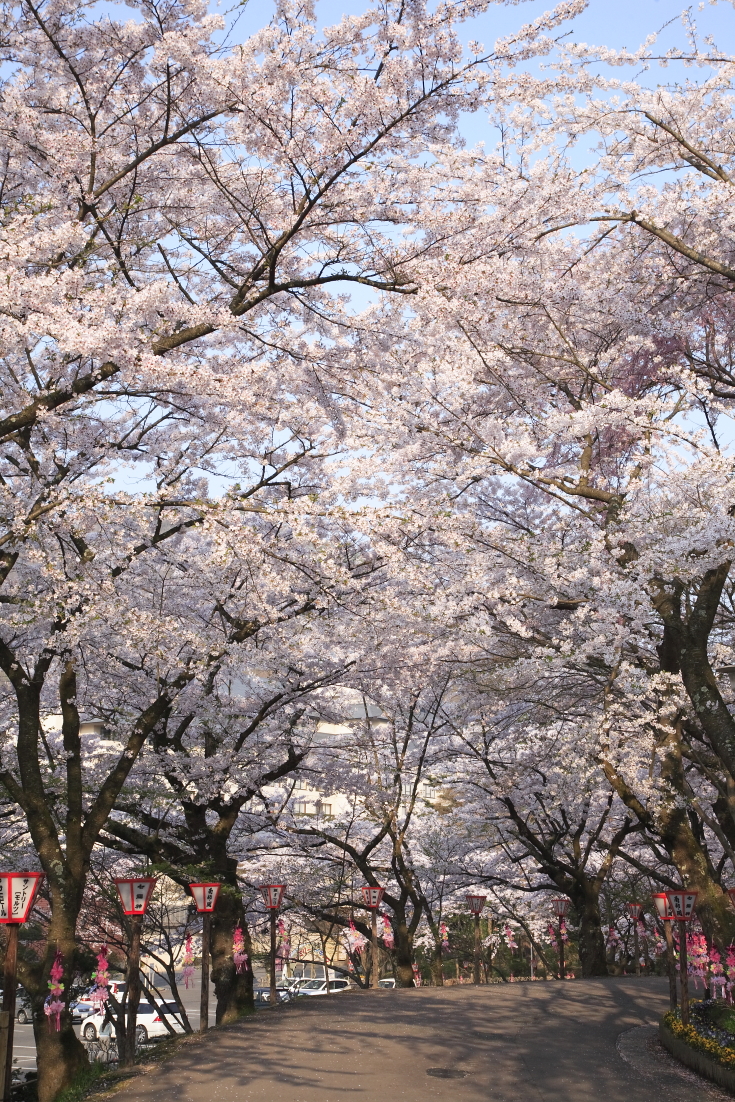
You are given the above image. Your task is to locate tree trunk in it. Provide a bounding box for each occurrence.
[573,889,609,977]
[211,889,253,1024]
[32,919,88,1102]
[430,946,444,986]
[393,912,414,987]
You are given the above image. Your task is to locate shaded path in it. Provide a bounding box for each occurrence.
[116,977,726,1101]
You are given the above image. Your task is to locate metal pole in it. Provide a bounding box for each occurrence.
[269,911,277,1005]
[663,922,677,1009]
[678,920,689,1025]
[200,913,210,1033]
[371,910,379,989]
[558,919,565,980]
[1,925,18,1102]
[473,914,481,985]
[123,917,142,1066]
[633,921,640,976]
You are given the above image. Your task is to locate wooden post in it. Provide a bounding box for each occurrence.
[371,910,379,989]
[473,914,481,985]
[122,917,142,1066]
[558,920,565,980]
[269,911,277,1005]
[200,913,210,1033]
[679,920,690,1025]
[1,925,18,1102]
[663,921,677,1009]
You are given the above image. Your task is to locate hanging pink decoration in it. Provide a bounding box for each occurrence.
[726,945,735,1003]
[44,950,65,1033]
[440,922,449,952]
[344,920,367,953]
[687,931,708,990]
[559,918,569,943]
[276,917,291,960]
[412,963,421,987]
[181,935,195,989]
[548,923,558,950]
[89,944,110,1013]
[504,925,518,950]
[380,915,394,949]
[233,925,249,974]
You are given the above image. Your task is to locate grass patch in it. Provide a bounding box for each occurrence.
[54,1064,114,1102]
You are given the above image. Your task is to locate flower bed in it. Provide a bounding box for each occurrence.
[660,1002,735,1092]
[664,1008,735,1070]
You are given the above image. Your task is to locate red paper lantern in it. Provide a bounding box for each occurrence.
[625,902,643,920]
[651,892,674,920]
[190,883,221,913]
[361,885,385,909]
[113,877,157,916]
[466,894,486,916]
[0,872,44,924]
[552,898,569,919]
[665,889,698,921]
[260,884,286,910]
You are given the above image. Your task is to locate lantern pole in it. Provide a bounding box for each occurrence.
[633,919,640,976]
[558,916,564,981]
[652,893,677,1010]
[473,913,481,986]
[200,912,211,1034]
[678,918,689,1025]
[666,889,698,1026]
[124,915,143,1066]
[664,922,677,1008]
[1,925,18,1102]
[369,908,378,990]
[0,873,44,1102]
[270,909,277,1005]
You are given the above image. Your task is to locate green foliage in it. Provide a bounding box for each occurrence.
[53,1063,110,1102]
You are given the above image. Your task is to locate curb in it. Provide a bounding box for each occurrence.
[659,1020,735,1095]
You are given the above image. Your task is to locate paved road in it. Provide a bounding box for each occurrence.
[113,976,727,1102]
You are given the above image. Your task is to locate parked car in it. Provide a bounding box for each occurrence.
[253,985,292,1004]
[296,978,351,996]
[378,978,396,989]
[81,1001,184,1044]
[72,983,127,1023]
[71,999,96,1023]
[0,987,32,1023]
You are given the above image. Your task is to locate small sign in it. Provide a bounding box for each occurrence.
[260,884,286,910]
[361,885,385,909]
[0,872,44,924]
[466,895,486,916]
[113,877,157,915]
[665,890,698,921]
[190,883,221,913]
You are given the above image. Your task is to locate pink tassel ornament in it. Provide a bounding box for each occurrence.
[233,925,249,974]
[181,935,195,989]
[89,944,110,1013]
[44,950,65,1033]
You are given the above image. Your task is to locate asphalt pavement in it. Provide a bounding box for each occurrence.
[111,976,728,1102]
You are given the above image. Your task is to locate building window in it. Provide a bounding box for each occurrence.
[317,802,333,820]
[293,801,311,816]
[294,779,309,791]
[422,784,437,800]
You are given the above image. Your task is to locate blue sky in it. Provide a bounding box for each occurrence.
[225,0,734,58]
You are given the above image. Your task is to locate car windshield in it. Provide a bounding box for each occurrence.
[137,1004,153,1015]
[301,980,324,990]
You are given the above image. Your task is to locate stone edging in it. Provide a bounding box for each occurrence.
[659,1020,735,1096]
